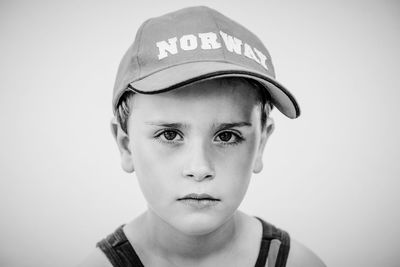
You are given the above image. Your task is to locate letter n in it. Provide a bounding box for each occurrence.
[156,37,178,60]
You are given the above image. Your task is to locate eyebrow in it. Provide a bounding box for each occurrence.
[216,122,252,130]
[144,122,189,129]
[145,121,252,129]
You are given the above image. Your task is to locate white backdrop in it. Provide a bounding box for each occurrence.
[1,0,399,266]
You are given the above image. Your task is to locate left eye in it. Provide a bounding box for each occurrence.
[218,132,233,142]
[163,130,178,141]
[214,131,243,144]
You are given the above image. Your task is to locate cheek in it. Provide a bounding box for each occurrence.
[220,132,259,171]
[131,138,180,205]
[215,134,259,195]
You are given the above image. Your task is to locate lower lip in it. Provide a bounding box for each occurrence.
[178,199,220,209]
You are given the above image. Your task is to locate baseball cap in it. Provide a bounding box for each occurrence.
[112,6,300,119]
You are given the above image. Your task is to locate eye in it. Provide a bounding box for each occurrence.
[155,129,183,143]
[218,132,232,142]
[214,131,244,145]
[163,130,178,140]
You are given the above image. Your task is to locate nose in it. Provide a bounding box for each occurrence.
[182,141,215,181]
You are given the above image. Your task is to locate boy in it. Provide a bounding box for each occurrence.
[80,6,325,267]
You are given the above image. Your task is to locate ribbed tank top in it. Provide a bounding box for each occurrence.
[97,217,290,267]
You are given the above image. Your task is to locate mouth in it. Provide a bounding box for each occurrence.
[178,193,220,208]
[178,193,220,201]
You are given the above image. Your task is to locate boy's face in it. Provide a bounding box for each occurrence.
[116,78,272,235]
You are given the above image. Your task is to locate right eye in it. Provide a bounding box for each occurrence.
[162,130,178,140]
[155,130,183,143]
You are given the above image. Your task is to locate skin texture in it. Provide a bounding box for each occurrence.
[118,78,271,266]
[121,78,268,237]
[78,78,326,266]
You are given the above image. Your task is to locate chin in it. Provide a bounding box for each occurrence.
[172,213,224,236]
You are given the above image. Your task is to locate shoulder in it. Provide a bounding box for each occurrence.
[76,248,112,267]
[285,238,326,267]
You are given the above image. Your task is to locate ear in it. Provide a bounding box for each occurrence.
[110,117,134,173]
[253,117,275,174]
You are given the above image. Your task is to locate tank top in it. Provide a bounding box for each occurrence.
[97,217,290,267]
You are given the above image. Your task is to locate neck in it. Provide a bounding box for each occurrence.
[140,209,243,260]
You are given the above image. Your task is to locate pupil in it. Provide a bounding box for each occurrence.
[164,131,177,140]
[219,132,232,142]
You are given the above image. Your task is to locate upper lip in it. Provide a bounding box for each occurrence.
[178,193,220,201]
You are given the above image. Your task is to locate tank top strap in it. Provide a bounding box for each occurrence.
[96,225,144,267]
[97,219,289,267]
[254,217,291,267]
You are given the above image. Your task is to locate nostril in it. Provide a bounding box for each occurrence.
[182,169,215,181]
[193,174,214,182]
[182,146,215,180]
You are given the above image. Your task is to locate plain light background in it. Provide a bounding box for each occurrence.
[1,0,399,266]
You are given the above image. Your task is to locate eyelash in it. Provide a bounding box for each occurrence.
[154,129,183,144]
[215,130,244,146]
[154,129,245,146]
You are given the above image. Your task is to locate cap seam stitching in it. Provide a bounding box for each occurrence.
[207,8,227,61]
[136,18,151,78]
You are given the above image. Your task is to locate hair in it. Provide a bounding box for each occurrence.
[115,78,272,134]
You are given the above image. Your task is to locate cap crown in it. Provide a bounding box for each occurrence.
[114,6,276,101]
[112,6,300,119]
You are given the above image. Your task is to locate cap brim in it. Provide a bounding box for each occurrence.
[128,61,300,118]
